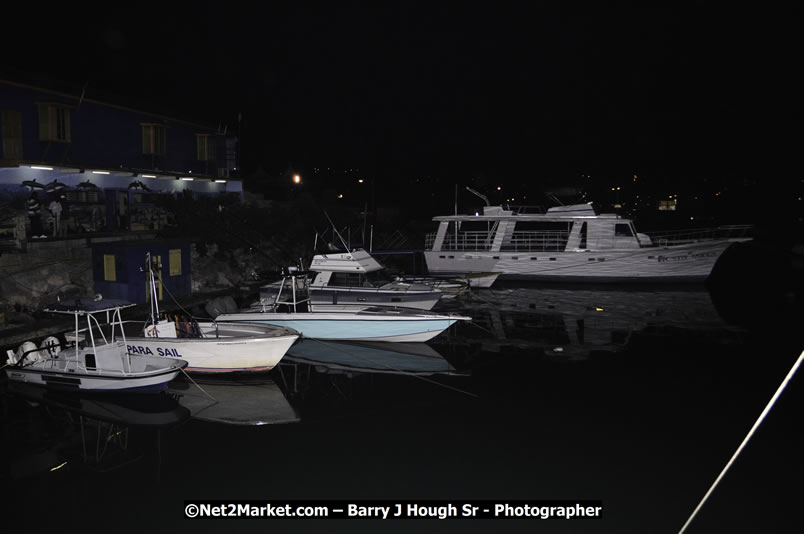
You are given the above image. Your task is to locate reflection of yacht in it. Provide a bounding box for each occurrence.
[433,285,738,359]
[424,203,751,282]
[168,377,298,425]
[283,338,458,375]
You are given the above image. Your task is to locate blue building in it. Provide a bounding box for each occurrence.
[0,79,242,235]
[91,240,191,304]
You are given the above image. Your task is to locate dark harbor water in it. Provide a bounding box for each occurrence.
[2,283,802,533]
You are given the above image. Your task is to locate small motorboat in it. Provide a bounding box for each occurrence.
[259,248,445,312]
[115,254,300,374]
[216,270,470,342]
[4,299,187,393]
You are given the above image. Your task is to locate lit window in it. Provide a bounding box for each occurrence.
[141,123,166,155]
[1,110,23,158]
[196,134,216,161]
[103,254,116,281]
[37,103,72,142]
[169,249,182,276]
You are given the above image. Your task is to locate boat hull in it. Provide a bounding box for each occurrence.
[5,362,184,393]
[122,322,299,374]
[425,240,740,283]
[214,311,462,342]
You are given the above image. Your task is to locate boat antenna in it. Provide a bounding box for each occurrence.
[146,252,160,326]
[545,191,564,206]
[465,186,490,206]
[323,211,351,252]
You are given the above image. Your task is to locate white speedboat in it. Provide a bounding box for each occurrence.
[217,271,470,342]
[424,202,752,283]
[4,299,187,393]
[260,248,444,312]
[116,253,300,374]
[117,319,299,374]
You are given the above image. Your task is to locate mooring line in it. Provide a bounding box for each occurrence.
[301,338,479,398]
[178,367,217,402]
[678,349,804,534]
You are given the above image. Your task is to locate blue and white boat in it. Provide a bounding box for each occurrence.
[215,271,470,342]
[4,299,187,393]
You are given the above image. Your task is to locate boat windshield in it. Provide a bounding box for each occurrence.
[327,271,392,288]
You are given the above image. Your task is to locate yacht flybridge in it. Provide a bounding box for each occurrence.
[424,203,751,283]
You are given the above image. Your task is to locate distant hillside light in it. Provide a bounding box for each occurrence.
[293,174,301,184]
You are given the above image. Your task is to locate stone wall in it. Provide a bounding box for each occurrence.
[0,242,93,315]
[0,237,298,327]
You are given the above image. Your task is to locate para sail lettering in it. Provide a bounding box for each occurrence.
[127,345,183,358]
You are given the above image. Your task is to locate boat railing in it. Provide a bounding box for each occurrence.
[644,225,753,246]
[424,232,437,250]
[501,231,570,252]
[262,273,313,312]
[428,230,570,252]
[429,231,495,251]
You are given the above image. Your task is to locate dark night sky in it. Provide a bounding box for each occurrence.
[3,4,800,197]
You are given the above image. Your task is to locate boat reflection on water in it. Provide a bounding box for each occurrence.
[432,284,742,362]
[271,339,471,415]
[2,381,189,479]
[6,381,190,427]
[168,377,299,425]
[283,338,460,376]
